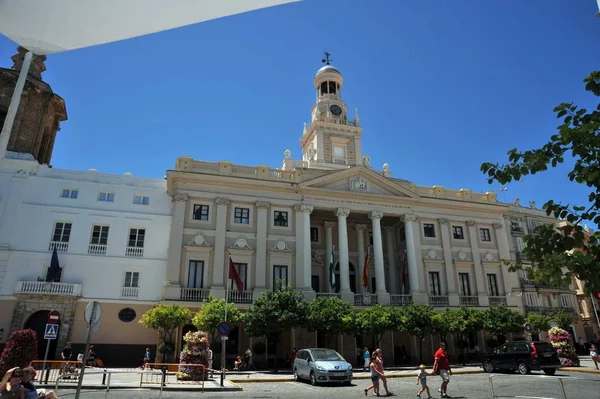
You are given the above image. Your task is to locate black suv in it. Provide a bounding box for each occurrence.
[482,341,561,375]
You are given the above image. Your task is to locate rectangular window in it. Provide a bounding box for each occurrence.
[97,192,115,202]
[229,263,247,291]
[310,227,319,243]
[369,232,373,246]
[559,295,571,308]
[193,204,209,221]
[273,265,288,289]
[423,223,435,238]
[128,228,145,248]
[61,189,78,199]
[52,222,72,243]
[429,272,441,295]
[273,211,288,227]
[452,226,464,240]
[516,236,526,252]
[133,195,150,205]
[487,274,499,296]
[234,207,250,224]
[459,273,471,296]
[511,220,522,232]
[124,271,139,287]
[187,260,204,289]
[333,146,345,158]
[525,292,539,307]
[480,228,491,242]
[90,225,109,245]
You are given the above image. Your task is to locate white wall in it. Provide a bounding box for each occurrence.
[0,159,171,301]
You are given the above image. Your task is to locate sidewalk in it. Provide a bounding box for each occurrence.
[560,356,600,374]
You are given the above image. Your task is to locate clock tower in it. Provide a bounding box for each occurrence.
[300,55,363,170]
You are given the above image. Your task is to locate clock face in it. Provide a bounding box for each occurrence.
[330,104,343,116]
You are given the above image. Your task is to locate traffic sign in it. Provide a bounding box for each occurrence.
[525,323,531,332]
[84,301,102,328]
[217,321,232,337]
[44,324,59,340]
[48,310,60,325]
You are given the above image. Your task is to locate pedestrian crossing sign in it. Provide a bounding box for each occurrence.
[44,323,58,340]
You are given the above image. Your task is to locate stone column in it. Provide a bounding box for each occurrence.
[439,218,459,307]
[466,220,489,306]
[165,194,187,299]
[384,226,398,295]
[254,201,270,296]
[370,211,389,304]
[404,214,427,303]
[336,208,353,302]
[355,224,367,293]
[211,198,230,298]
[324,221,336,293]
[295,204,315,299]
[494,222,520,306]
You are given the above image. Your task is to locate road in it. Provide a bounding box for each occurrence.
[53,371,600,398]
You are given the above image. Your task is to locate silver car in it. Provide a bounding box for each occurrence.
[293,348,353,385]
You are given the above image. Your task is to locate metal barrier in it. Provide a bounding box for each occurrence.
[31,360,83,383]
[488,374,600,399]
[55,369,164,399]
[141,363,206,392]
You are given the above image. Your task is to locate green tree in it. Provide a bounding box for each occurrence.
[354,305,402,347]
[306,296,355,347]
[551,309,577,331]
[481,71,600,293]
[436,307,484,364]
[139,304,192,360]
[192,296,243,341]
[402,304,436,364]
[483,306,526,341]
[526,313,552,335]
[243,286,308,371]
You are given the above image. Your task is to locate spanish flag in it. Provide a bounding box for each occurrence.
[362,247,371,289]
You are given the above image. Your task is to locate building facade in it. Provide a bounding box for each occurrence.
[163,63,524,365]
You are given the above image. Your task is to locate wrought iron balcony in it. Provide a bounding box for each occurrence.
[429,295,450,307]
[489,296,507,306]
[390,294,413,306]
[459,296,480,306]
[354,293,378,306]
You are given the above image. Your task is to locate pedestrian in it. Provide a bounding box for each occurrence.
[373,349,392,396]
[473,344,480,362]
[208,347,213,377]
[59,342,73,376]
[364,353,382,397]
[289,347,297,368]
[245,347,255,370]
[590,342,599,370]
[416,364,432,399]
[356,345,362,368]
[363,347,370,372]
[20,366,59,399]
[433,342,452,399]
[0,367,24,399]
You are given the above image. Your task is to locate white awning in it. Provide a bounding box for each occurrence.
[0,0,299,55]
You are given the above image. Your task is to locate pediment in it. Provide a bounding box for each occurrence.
[299,166,419,198]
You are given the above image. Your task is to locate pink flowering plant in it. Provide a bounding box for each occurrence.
[548,327,580,367]
[177,331,210,381]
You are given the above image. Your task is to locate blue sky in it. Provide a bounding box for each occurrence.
[1,0,599,219]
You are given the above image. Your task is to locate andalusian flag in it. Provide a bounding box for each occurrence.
[329,245,335,289]
[362,247,370,289]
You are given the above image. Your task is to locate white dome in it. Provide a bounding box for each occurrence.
[316,64,341,77]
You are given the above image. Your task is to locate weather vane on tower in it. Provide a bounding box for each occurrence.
[322,51,333,65]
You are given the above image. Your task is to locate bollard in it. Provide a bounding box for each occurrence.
[44,366,50,385]
[161,366,167,387]
[101,369,107,385]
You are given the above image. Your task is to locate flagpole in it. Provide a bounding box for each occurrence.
[220,258,230,387]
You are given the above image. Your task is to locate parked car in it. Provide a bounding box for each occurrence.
[293,348,353,385]
[482,341,561,375]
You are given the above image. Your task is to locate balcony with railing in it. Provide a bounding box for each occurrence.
[459,296,480,306]
[429,295,449,307]
[180,288,210,302]
[390,295,413,306]
[15,281,82,296]
[524,306,555,315]
[489,296,507,306]
[519,278,568,290]
[332,157,347,165]
[121,286,139,298]
[48,241,69,252]
[354,294,378,306]
[125,246,144,258]
[315,292,341,299]
[511,225,524,236]
[88,244,107,255]
[228,291,254,304]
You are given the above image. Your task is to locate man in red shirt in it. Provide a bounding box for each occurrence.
[433,342,452,398]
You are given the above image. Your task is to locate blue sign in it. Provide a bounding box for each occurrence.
[44,324,59,340]
[525,324,532,332]
[217,321,232,337]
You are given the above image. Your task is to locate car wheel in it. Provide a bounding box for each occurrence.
[482,361,495,373]
[543,368,556,376]
[293,368,301,382]
[310,371,317,386]
[517,362,530,375]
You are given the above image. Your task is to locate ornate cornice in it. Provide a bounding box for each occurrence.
[355,224,367,231]
[173,194,188,203]
[438,218,448,225]
[492,222,503,230]
[255,201,270,209]
[336,208,351,218]
[324,221,337,229]
[216,197,230,206]
[294,204,314,214]
[402,214,418,222]
[369,211,383,221]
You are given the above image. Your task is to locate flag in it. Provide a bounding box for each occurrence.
[329,245,335,289]
[228,257,244,292]
[361,247,370,289]
[46,246,62,282]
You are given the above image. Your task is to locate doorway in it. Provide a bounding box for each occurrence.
[24,310,59,360]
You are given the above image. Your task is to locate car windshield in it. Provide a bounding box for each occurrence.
[311,349,343,361]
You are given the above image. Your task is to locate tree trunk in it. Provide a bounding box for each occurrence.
[418,335,424,364]
[273,336,279,373]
